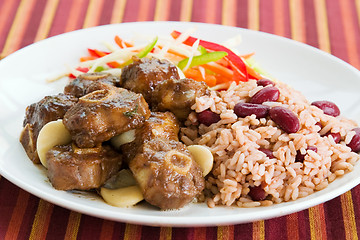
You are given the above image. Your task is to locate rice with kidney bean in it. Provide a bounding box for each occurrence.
[180,79,360,208]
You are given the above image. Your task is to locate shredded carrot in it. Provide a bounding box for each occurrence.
[94,49,108,57]
[184,68,217,87]
[114,35,133,48]
[163,52,184,62]
[215,58,230,68]
[203,62,233,79]
[158,46,188,59]
[107,61,121,68]
[80,56,97,62]
[246,64,263,80]
[214,74,231,85]
[240,52,255,59]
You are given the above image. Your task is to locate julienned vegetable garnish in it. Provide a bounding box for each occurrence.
[122,36,158,66]
[177,51,228,70]
[68,30,264,87]
[171,30,250,82]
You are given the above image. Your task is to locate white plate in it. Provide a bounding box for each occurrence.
[1,22,360,227]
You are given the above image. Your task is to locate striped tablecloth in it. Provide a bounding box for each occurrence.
[1,0,360,239]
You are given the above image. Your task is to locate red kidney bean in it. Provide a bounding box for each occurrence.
[295,146,317,163]
[197,110,221,126]
[248,186,267,201]
[347,128,360,152]
[324,132,341,143]
[269,106,300,133]
[250,86,280,104]
[257,78,275,87]
[234,102,270,119]
[259,148,274,159]
[311,101,340,117]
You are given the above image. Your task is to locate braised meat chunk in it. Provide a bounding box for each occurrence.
[122,112,204,209]
[63,87,151,148]
[64,72,120,98]
[120,57,180,102]
[121,112,180,162]
[20,93,78,163]
[152,78,210,121]
[47,143,122,190]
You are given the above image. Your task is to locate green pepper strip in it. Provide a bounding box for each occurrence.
[198,45,208,55]
[123,37,158,66]
[177,51,228,70]
[94,66,105,72]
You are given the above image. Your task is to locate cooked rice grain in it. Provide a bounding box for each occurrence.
[181,80,359,208]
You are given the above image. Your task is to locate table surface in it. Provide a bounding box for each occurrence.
[1,0,360,239]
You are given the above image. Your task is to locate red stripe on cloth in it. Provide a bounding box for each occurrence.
[265,216,288,240]
[233,223,253,240]
[4,190,30,240]
[99,0,116,25]
[20,0,47,48]
[192,0,222,24]
[192,227,207,240]
[139,226,160,240]
[271,0,291,38]
[0,179,21,239]
[339,0,360,69]
[259,0,274,33]
[235,0,248,29]
[168,0,182,21]
[108,222,126,239]
[214,0,223,24]
[64,0,90,32]
[17,194,41,239]
[286,213,299,240]
[99,220,115,240]
[206,226,219,240]
[350,186,360,234]
[142,0,156,21]
[324,197,346,239]
[77,216,103,239]
[191,0,207,23]
[297,209,311,239]
[281,0,291,38]
[272,0,284,36]
[122,0,140,22]
[303,0,319,48]
[0,0,20,52]
[326,0,347,61]
[47,0,74,37]
[45,206,71,239]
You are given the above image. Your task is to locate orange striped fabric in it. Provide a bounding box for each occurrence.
[1,0,360,239]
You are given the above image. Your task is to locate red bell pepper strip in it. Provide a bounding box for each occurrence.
[87,49,110,58]
[69,67,89,78]
[76,67,90,73]
[171,30,249,82]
